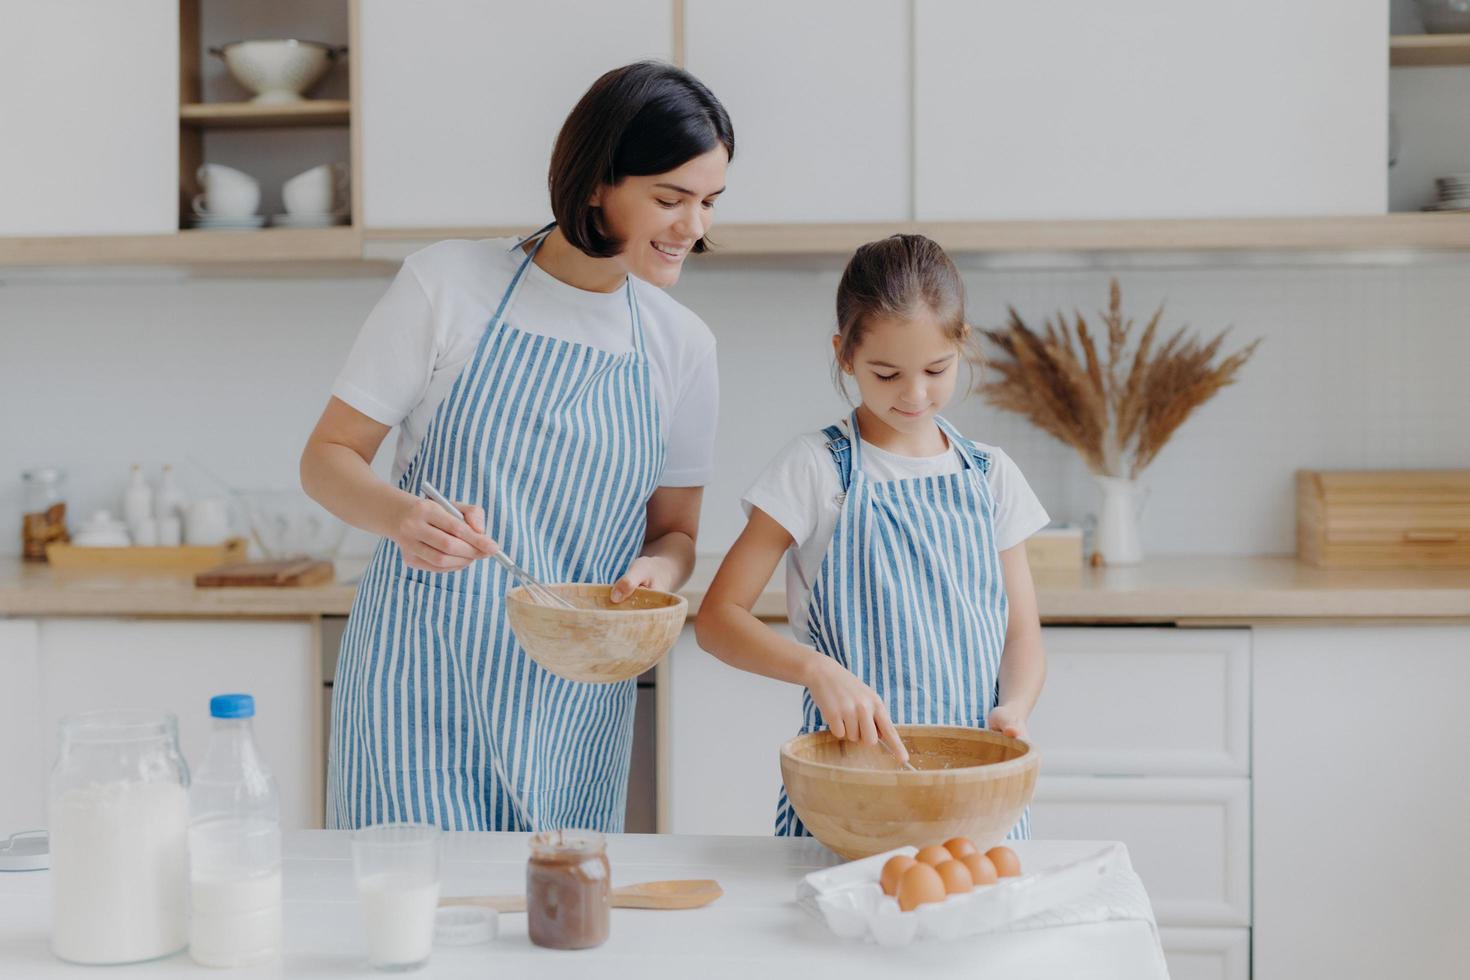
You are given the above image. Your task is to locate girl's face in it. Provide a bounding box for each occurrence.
[593,145,729,288]
[837,306,964,433]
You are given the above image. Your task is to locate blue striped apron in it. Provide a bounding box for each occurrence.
[327,225,663,833]
[775,410,1031,840]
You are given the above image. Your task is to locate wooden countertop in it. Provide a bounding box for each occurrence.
[1,555,1467,622]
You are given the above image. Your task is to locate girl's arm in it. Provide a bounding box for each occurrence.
[611,486,703,602]
[300,396,496,571]
[988,543,1047,738]
[695,507,910,762]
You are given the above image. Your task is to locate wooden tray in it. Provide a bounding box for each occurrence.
[45,537,248,572]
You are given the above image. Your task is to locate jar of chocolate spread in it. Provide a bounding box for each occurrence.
[526,830,610,950]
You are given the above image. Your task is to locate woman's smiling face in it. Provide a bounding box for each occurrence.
[592,145,729,288]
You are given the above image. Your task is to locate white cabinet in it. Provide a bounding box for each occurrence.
[913,0,1386,220]
[0,619,44,831]
[0,1,178,236]
[1030,627,1249,777]
[660,624,802,835]
[25,618,323,830]
[1252,625,1470,979]
[359,0,673,229]
[1160,928,1250,980]
[1031,776,1251,926]
[684,0,909,223]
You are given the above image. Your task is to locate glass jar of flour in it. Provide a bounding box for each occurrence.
[48,710,190,965]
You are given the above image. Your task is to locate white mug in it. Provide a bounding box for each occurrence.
[185,498,231,546]
[282,162,347,215]
[157,515,183,547]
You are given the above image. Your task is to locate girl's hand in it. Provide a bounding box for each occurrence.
[610,555,672,603]
[804,656,909,764]
[391,495,498,573]
[987,704,1029,739]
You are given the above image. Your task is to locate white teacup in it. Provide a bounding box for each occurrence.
[282,162,347,215]
[195,164,261,217]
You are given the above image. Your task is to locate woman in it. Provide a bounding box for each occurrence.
[302,62,733,832]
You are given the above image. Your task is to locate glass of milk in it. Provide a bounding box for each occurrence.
[351,823,441,971]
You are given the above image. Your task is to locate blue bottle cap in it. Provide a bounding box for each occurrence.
[210,693,255,719]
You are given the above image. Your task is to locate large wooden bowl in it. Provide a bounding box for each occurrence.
[505,584,687,684]
[779,724,1038,860]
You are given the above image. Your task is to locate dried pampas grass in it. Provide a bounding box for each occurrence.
[975,279,1259,479]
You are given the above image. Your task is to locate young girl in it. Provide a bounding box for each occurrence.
[695,234,1048,838]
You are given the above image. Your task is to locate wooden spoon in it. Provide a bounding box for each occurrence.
[439,879,723,914]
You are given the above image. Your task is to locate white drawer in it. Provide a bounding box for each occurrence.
[1031,627,1250,777]
[1031,776,1250,927]
[1161,928,1250,980]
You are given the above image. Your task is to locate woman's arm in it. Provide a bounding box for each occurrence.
[611,485,703,601]
[300,396,496,572]
[988,543,1047,738]
[694,508,909,761]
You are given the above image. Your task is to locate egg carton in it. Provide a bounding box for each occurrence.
[795,842,1127,945]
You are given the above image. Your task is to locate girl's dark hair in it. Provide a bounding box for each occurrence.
[833,235,970,392]
[549,61,734,258]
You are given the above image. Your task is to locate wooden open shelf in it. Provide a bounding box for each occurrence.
[364,213,1470,257]
[0,227,363,266]
[1390,34,1470,67]
[180,100,351,129]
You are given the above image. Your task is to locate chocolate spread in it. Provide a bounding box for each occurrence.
[526,830,610,950]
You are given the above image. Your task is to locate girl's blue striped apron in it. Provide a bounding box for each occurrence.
[775,409,1031,840]
[327,225,663,833]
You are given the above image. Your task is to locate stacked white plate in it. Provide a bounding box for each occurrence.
[270,212,349,228]
[190,213,267,230]
[1424,174,1470,212]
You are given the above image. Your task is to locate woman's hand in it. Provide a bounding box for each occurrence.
[987,703,1029,739]
[804,656,909,764]
[610,555,674,603]
[390,495,498,573]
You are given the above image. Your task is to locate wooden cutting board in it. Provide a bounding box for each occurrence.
[195,558,335,588]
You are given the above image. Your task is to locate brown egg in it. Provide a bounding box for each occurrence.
[934,859,975,894]
[880,855,917,897]
[943,836,978,860]
[896,862,946,911]
[986,845,1022,877]
[915,844,952,867]
[961,851,999,885]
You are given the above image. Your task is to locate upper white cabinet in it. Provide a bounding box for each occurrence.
[0,1,178,236]
[359,0,672,229]
[913,0,1387,221]
[684,0,910,223]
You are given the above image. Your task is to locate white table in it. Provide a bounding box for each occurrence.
[0,832,1169,979]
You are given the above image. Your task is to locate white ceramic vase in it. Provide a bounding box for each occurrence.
[1093,475,1146,566]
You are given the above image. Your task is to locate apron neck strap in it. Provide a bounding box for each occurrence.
[848,410,978,474]
[502,222,647,355]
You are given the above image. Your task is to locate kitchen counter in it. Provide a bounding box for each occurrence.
[0,832,1167,979]
[1,554,1467,622]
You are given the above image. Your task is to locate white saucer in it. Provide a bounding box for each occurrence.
[191,214,266,229]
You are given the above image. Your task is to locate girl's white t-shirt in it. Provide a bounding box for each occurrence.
[332,238,720,485]
[741,419,1050,638]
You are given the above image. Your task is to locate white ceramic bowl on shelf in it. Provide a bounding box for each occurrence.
[210,39,347,104]
[237,490,346,559]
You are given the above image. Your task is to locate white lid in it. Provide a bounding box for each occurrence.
[0,830,49,872]
[434,905,497,946]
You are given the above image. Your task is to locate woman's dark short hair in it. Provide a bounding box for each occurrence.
[549,61,734,258]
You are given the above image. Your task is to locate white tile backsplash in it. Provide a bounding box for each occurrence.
[2,256,1467,559]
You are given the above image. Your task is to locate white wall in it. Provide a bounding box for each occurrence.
[3,256,1468,561]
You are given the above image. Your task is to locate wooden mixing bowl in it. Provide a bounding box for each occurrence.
[779,724,1038,859]
[505,584,687,684]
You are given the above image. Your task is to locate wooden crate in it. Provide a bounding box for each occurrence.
[46,537,248,572]
[1296,470,1470,568]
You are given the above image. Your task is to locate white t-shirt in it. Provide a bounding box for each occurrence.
[742,419,1051,637]
[332,238,719,485]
